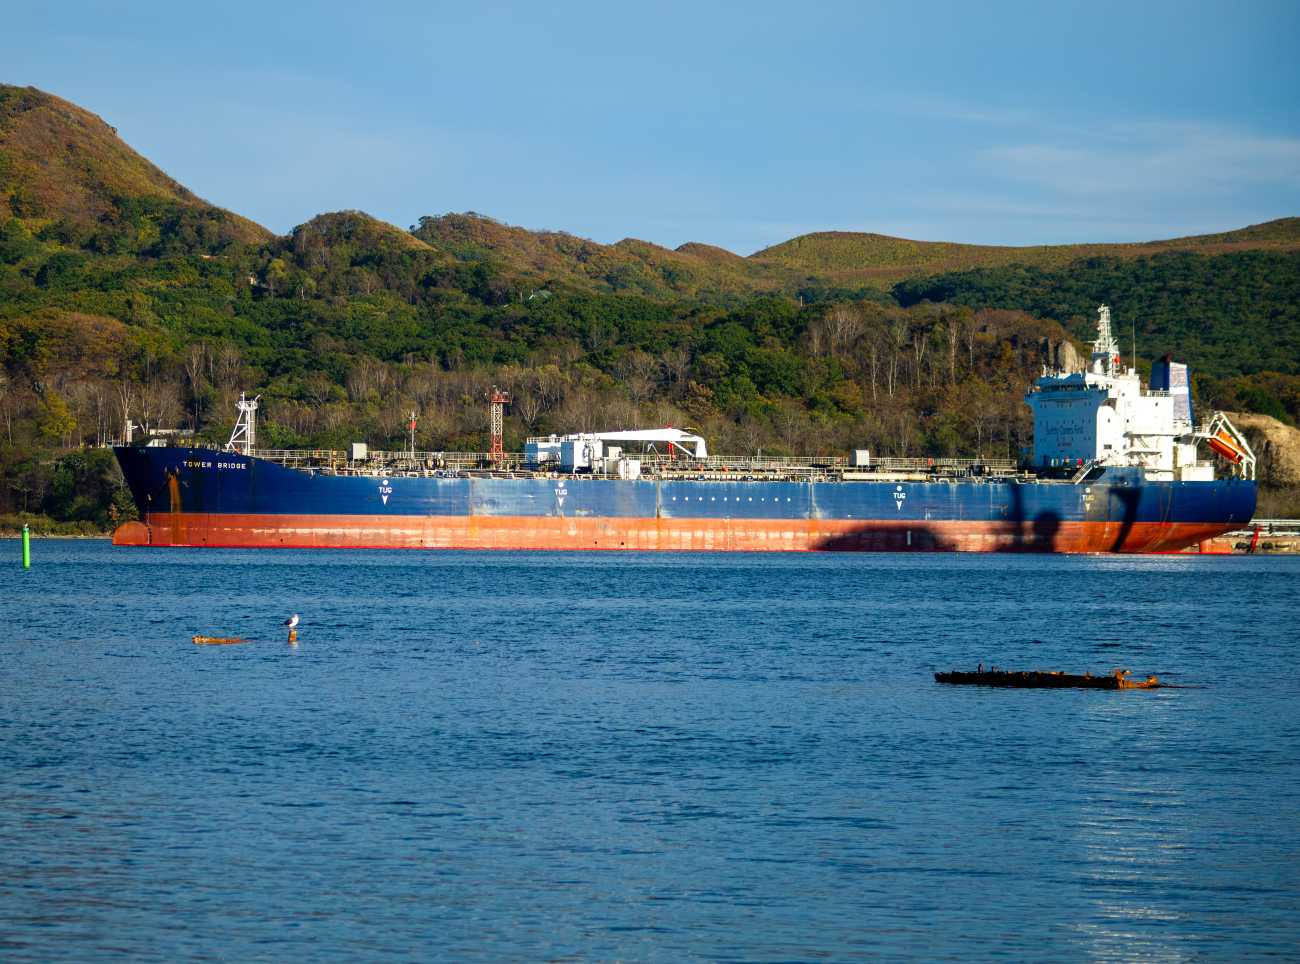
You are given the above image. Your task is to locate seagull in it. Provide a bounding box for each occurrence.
[283,614,300,629]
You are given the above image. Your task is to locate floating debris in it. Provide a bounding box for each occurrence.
[193,636,246,645]
[935,667,1160,689]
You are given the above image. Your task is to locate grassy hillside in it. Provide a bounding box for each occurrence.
[0,85,271,255]
[410,213,784,305]
[414,211,1300,320]
[754,219,1300,277]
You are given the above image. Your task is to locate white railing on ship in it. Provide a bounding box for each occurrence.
[234,448,1019,476]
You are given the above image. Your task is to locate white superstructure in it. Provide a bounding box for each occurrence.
[1025,306,1254,481]
[526,427,707,476]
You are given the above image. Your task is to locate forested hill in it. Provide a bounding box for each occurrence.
[0,86,271,256]
[410,212,1300,310]
[894,249,1300,377]
[0,83,1297,530]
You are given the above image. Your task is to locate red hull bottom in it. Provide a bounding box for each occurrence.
[114,513,1235,554]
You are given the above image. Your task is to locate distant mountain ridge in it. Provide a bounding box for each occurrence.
[411,211,1300,305]
[2,83,1294,304]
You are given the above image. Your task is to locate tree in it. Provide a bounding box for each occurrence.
[39,391,77,446]
[660,347,692,398]
[216,342,243,394]
[965,385,999,458]
[184,343,208,428]
[114,381,135,442]
[886,312,908,398]
[512,391,543,430]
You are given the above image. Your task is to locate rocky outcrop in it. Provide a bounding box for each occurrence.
[1040,339,1088,374]
[1228,413,1300,483]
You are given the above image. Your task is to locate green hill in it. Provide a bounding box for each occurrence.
[413,211,1300,312]
[0,85,271,255]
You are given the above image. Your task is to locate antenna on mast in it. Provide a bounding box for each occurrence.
[1092,306,1119,375]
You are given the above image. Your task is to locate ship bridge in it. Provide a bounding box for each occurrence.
[1025,306,1254,481]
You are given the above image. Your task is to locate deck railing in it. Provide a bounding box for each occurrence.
[226,447,1022,480]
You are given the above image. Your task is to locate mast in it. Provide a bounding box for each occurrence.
[225,393,260,454]
[1092,305,1120,375]
[486,387,510,464]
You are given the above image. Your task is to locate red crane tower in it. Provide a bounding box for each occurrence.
[486,386,511,463]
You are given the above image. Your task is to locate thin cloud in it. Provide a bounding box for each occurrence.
[987,122,1300,196]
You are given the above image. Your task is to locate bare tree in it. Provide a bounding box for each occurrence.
[346,358,388,403]
[625,350,660,383]
[945,317,959,384]
[216,342,243,393]
[886,313,909,398]
[305,373,334,409]
[512,391,544,429]
[140,381,180,433]
[418,404,457,448]
[585,319,617,352]
[114,380,135,441]
[805,321,826,359]
[911,316,930,389]
[966,389,999,458]
[823,305,864,357]
[736,414,767,454]
[773,401,809,455]
[0,378,10,445]
[660,347,692,398]
[555,389,602,433]
[889,407,916,458]
[184,342,209,427]
[626,376,656,405]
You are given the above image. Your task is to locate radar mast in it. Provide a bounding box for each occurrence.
[1092,305,1120,375]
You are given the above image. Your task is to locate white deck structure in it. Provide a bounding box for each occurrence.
[1026,307,1254,481]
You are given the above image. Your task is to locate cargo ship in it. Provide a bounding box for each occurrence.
[112,307,1256,553]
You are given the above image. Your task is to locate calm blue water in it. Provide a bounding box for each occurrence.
[1,542,1297,962]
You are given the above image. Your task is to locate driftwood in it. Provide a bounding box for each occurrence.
[935,667,1159,689]
[193,636,246,645]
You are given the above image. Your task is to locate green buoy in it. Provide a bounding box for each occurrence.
[22,523,30,568]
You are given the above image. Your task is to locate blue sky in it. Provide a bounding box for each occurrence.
[7,1,1298,254]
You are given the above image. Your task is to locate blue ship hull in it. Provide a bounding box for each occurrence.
[111,448,1256,553]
